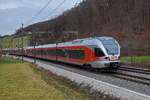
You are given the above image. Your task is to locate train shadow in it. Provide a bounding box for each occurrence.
[23,55,118,75]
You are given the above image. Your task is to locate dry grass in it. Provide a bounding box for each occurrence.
[0,62,68,100]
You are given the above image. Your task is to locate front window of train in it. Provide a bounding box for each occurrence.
[101,39,119,55]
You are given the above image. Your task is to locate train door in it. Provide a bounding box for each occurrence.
[65,48,69,62]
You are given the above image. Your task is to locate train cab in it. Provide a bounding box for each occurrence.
[90,37,120,69]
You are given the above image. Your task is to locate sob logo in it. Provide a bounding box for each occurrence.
[111,56,118,60]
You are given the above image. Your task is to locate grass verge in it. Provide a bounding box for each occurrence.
[0,58,74,100]
[121,56,150,69]
[0,57,21,64]
[121,56,150,62]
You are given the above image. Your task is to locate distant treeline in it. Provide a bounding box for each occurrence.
[16,0,150,56]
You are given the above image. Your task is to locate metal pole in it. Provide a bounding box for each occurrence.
[21,37,24,63]
[21,24,24,63]
[0,42,2,56]
[56,43,58,62]
[33,33,36,64]
[77,32,79,39]
[18,38,19,59]
[34,44,36,63]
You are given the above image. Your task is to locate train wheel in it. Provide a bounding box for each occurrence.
[85,65,94,71]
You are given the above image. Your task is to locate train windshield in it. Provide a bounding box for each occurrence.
[101,39,119,55]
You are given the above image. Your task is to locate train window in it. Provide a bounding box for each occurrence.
[29,50,31,54]
[95,48,105,57]
[43,50,45,55]
[57,49,65,57]
[35,49,37,55]
[44,50,47,56]
[42,50,45,55]
[41,50,44,55]
[36,50,39,55]
[38,50,41,55]
[69,50,85,60]
[26,50,29,54]
[65,49,68,57]
[31,50,33,55]
[44,49,47,56]
[32,49,34,55]
[47,49,56,56]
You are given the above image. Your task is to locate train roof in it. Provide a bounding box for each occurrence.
[24,36,116,49]
[95,36,114,40]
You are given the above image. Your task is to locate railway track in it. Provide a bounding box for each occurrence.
[82,68,150,86]
[118,66,150,74]
[110,72,150,86]
[93,69,150,86]
[88,66,150,86]
[102,66,150,86]
[8,55,150,86]
[106,66,150,86]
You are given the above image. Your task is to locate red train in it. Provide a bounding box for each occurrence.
[3,37,121,69]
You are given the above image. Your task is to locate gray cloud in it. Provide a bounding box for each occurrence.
[0,0,22,3]
[0,0,23,9]
[0,0,82,35]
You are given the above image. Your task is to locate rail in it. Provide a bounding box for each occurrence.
[119,66,150,74]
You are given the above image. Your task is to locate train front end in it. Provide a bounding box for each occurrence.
[91,37,120,70]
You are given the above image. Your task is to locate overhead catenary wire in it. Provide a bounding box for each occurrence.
[46,0,67,18]
[45,0,83,20]
[33,0,53,17]
[25,0,53,25]
[25,0,81,25]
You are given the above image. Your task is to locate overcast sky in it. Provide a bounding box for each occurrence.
[0,0,82,36]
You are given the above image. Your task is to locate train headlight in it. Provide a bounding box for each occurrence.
[104,57,109,60]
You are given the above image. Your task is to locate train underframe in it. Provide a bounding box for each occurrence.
[105,62,120,69]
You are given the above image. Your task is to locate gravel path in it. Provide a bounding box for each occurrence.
[22,57,150,96]
[9,56,150,99]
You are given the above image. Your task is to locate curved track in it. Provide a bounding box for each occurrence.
[118,66,150,74]
[110,72,150,86]
[8,55,150,86]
